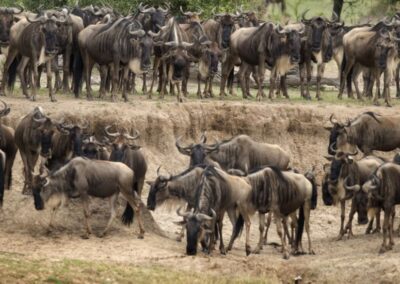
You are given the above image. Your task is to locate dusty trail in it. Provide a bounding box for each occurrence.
[0,96,399,283]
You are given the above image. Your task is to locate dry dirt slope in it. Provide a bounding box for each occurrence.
[0,97,400,283]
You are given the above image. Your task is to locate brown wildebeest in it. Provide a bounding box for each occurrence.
[0,100,17,193]
[176,134,290,172]
[32,157,145,239]
[104,126,147,197]
[15,107,58,194]
[82,136,110,160]
[326,112,400,155]
[362,163,400,253]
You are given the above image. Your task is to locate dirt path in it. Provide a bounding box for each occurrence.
[1,97,399,283]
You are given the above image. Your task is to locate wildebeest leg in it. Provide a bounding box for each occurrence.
[19,150,29,194]
[149,57,160,97]
[396,64,400,98]
[124,192,145,238]
[253,213,265,254]
[375,209,381,233]
[0,47,18,95]
[344,199,356,238]
[46,208,58,234]
[81,196,92,239]
[338,57,355,100]
[142,73,147,96]
[197,73,203,99]
[110,61,119,102]
[121,67,129,102]
[280,75,289,99]
[24,151,39,195]
[305,61,312,100]
[268,68,276,100]
[316,63,325,100]
[4,146,16,190]
[208,75,215,97]
[289,212,297,247]
[99,194,118,238]
[303,202,314,254]
[337,200,346,240]
[366,208,376,234]
[238,63,249,99]
[372,69,381,106]
[383,69,392,107]
[99,65,108,99]
[219,56,235,97]
[275,213,289,259]
[243,212,252,256]
[299,63,307,99]
[218,215,226,255]
[389,208,395,249]
[380,207,391,253]
[17,57,30,99]
[84,56,94,100]
[46,60,56,102]
[263,211,272,245]
[159,63,167,99]
[256,56,266,101]
[62,50,71,94]
[352,69,362,100]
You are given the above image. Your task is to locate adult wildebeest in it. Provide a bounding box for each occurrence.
[16,13,66,101]
[338,25,398,106]
[326,112,400,155]
[79,18,152,101]
[15,107,57,194]
[362,163,400,253]
[40,120,89,171]
[0,100,17,192]
[323,151,383,239]
[82,136,110,160]
[32,157,145,239]
[300,11,334,100]
[0,5,23,48]
[104,126,147,197]
[176,134,290,172]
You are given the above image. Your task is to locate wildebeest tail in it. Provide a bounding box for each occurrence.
[121,202,134,226]
[232,213,244,242]
[0,152,4,208]
[295,206,305,248]
[72,50,83,97]
[7,56,19,89]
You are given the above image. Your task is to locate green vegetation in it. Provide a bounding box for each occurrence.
[0,252,270,284]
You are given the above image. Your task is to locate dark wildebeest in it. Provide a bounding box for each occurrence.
[362,163,400,253]
[32,157,145,239]
[176,134,290,172]
[71,5,108,28]
[82,136,110,160]
[104,126,147,197]
[15,107,58,194]
[79,18,152,101]
[300,11,334,100]
[40,120,89,172]
[232,24,303,99]
[0,5,23,47]
[16,13,66,101]
[0,100,17,192]
[338,25,398,106]
[323,151,383,239]
[155,17,196,102]
[203,13,239,96]
[326,112,400,155]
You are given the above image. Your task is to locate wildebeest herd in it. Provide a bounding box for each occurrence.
[1,4,400,105]
[1,99,400,258]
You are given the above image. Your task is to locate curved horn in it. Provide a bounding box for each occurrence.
[177,207,192,218]
[123,129,140,140]
[196,212,214,222]
[329,114,339,125]
[26,15,46,23]
[164,41,178,47]
[301,9,311,23]
[195,8,203,16]
[148,30,160,38]
[10,4,24,14]
[275,24,286,35]
[129,26,146,37]
[156,166,162,177]
[141,6,156,13]
[43,177,50,187]
[181,42,194,48]
[348,149,358,156]
[332,11,339,22]
[104,125,120,138]
[199,131,207,144]
[33,116,47,123]
[298,25,306,35]
[0,100,9,116]
[157,5,169,13]
[343,176,360,191]
[175,136,193,155]
[329,142,337,154]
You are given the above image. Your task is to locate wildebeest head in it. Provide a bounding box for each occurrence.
[176,207,216,255]
[146,166,172,210]
[275,25,304,64]
[137,3,169,33]
[27,13,67,55]
[374,30,398,69]
[215,13,237,49]
[180,6,202,23]
[127,26,153,74]
[161,42,197,82]
[105,125,141,162]
[0,5,23,46]
[82,136,105,160]
[197,38,221,77]
[175,133,219,166]
[301,10,333,57]
[325,114,353,155]
[362,173,382,201]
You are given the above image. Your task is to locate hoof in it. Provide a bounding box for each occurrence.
[220,248,226,255]
[283,251,290,260]
[245,245,251,256]
[30,96,36,102]
[81,234,90,239]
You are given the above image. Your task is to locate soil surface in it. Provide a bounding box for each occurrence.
[0,96,399,284]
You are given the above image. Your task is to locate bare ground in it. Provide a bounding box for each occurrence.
[0,95,399,283]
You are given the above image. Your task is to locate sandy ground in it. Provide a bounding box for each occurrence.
[0,95,400,284]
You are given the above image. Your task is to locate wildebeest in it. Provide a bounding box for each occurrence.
[16,13,67,101]
[326,112,400,155]
[104,126,147,197]
[71,5,109,27]
[15,107,57,194]
[323,151,383,239]
[0,100,17,192]
[338,25,398,106]
[82,136,110,160]
[176,134,290,172]
[362,162,400,253]
[0,5,23,47]
[300,11,334,100]
[79,18,151,101]
[32,157,145,239]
